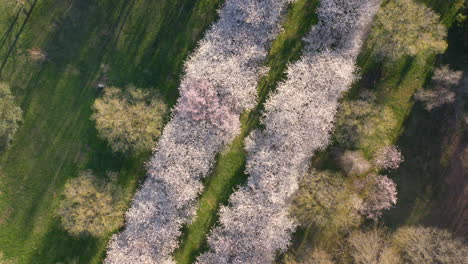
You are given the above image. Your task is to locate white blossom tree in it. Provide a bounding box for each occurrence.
[105,1,292,263]
[198,0,382,263]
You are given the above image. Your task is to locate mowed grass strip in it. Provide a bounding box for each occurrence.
[173,1,319,263]
[0,0,222,263]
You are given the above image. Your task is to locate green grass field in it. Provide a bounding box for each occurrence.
[0,0,465,263]
[0,0,221,263]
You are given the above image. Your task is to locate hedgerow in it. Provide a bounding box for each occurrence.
[198,0,382,262]
[105,1,292,263]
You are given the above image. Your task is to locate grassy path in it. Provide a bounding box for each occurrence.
[173,1,319,263]
[0,0,222,263]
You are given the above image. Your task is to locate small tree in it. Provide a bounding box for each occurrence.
[0,83,22,151]
[338,150,372,176]
[291,170,362,230]
[57,170,125,237]
[334,100,397,152]
[355,174,397,220]
[348,228,401,264]
[373,145,404,170]
[370,0,447,59]
[392,226,468,264]
[91,86,167,153]
[415,65,463,110]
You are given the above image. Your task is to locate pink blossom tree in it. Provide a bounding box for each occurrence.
[373,145,404,170]
[197,0,382,262]
[105,0,293,263]
[176,79,239,136]
[357,174,397,220]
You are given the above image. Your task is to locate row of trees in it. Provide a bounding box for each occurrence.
[284,0,453,263]
[347,226,467,264]
[285,226,467,264]
[197,0,383,262]
[105,0,293,263]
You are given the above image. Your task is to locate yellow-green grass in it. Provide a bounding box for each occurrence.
[173,1,319,263]
[0,0,222,263]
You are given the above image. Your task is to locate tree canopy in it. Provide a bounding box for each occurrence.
[91,86,167,153]
[370,0,447,59]
[57,170,125,237]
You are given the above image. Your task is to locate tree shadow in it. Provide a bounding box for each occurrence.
[0,8,22,50]
[26,219,105,264]
[0,0,226,262]
[0,0,38,76]
[382,11,468,229]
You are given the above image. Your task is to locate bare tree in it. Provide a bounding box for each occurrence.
[392,226,468,264]
[415,65,463,111]
[348,228,402,264]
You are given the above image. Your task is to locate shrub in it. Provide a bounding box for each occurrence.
[392,226,468,264]
[356,174,397,220]
[57,170,125,237]
[291,170,362,230]
[28,47,47,62]
[338,150,372,176]
[0,83,22,151]
[91,86,167,153]
[414,65,463,110]
[370,0,447,59]
[348,228,401,264]
[334,100,397,152]
[348,228,388,264]
[373,145,404,170]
